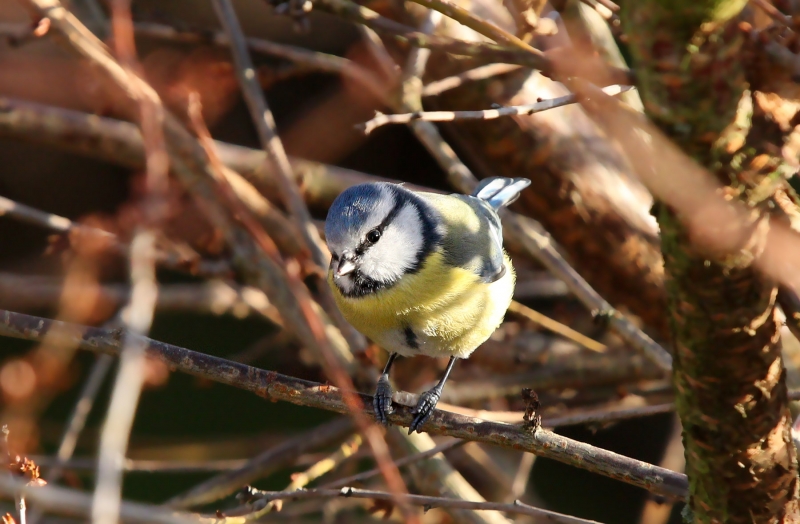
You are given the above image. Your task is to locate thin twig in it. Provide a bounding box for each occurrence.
[397,429,512,524]
[0,273,283,326]
[221,435,363,521]
[165,418,354,509]
[131,21,389,104]
[406,0,539,51]
[0,193,232,278]
[48,353,114,482]
[421,64,522,97]
[0,310,690,501]
[320,440,468,489]
[749,0,792,27]
[93,0,166,522]
[0,474,199,524]
[504,214,673,371]
[507,300,605,353]
[359,85,632,133]
[584,0,618,13]
[436,402,676,427]
[209,0,367,367]
[211,0,326,269]
[249,486,604,524]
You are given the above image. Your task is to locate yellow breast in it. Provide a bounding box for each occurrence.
[328,250,515,359]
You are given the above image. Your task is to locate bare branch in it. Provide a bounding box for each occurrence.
[219,435,364,521]
[131,22,389,104]
[0,274,283,326]
[359,85,633,133]
[47,354,114,482]
[750,0,793,27]
[248,486,604,524]
[93,0,166,521]
[0,310,690,501]
[507,301,605,353]
[165,418,354,509]
[405,0,539,51]
[320,439,468,489]
[0,187,233,279]
[420,64,522,97]
[0,474,198,524]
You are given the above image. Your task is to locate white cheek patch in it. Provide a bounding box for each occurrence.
[360,204,423,283]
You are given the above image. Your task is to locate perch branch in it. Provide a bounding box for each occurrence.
[0,310,689,501]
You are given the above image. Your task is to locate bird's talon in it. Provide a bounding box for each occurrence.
[373,374,394,426]
[409,388,441,433]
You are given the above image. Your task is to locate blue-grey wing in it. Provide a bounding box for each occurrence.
[445,195,506,283]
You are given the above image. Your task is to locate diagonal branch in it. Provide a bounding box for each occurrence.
[0,310,689,501]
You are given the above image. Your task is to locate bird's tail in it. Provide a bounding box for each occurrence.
[471,177,531,210]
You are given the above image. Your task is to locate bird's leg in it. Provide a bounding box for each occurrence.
[409,356,458,434]
[373,352,398,426]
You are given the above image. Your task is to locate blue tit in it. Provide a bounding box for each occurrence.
[325,176,530,433]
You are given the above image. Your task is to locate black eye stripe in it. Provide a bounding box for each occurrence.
[355,195,404,254]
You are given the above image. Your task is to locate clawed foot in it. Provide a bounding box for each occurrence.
[409,388,441,434]
[373,374,394,426]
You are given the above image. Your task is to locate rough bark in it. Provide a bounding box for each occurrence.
[623,0,800,521]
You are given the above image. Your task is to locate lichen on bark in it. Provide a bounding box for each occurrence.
[623,0,800,522]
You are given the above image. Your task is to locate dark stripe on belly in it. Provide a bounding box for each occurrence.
[403,326,419,349]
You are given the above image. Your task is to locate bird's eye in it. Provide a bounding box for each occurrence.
[366,229,381,243]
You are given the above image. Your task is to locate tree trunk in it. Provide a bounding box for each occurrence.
[623,0,800,521]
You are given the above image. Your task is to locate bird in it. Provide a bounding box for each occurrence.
[324,177,530,433]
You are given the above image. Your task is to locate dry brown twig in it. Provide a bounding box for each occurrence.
[0,311,690,501]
